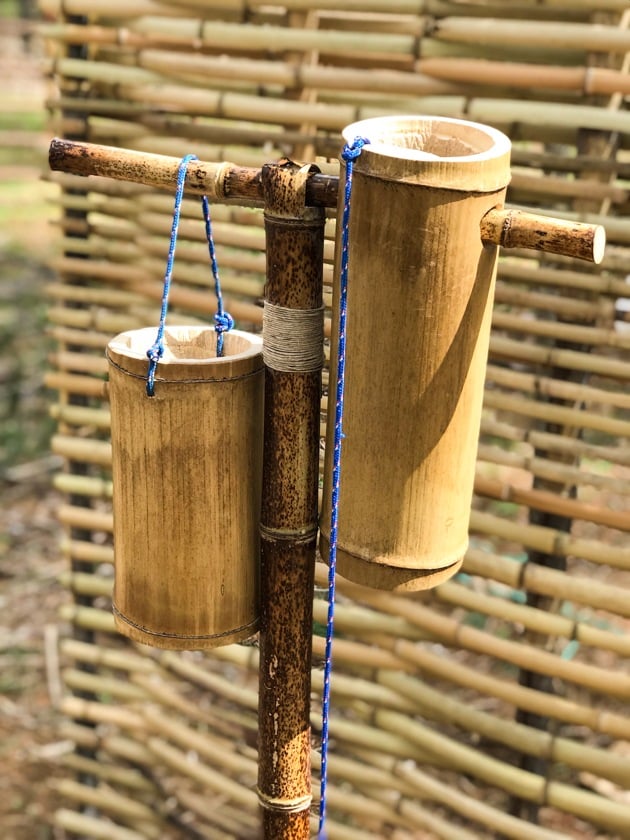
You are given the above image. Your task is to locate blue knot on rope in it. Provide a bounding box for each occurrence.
[214,310,234,355]
[146,344,164,397]
[214,311,234,334]
[341,136,369,162]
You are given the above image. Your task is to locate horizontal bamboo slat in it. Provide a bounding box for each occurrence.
[60,753,156,793]
[475,474,629,531]
[54,810,145,840]
[61,568,630,732]
[39,0,630,17]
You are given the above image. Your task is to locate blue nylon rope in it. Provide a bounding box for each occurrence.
[318,135,369,839]
[202,194,234,357]
[146,155,233,396]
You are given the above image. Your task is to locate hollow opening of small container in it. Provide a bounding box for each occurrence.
[110,326,261,363]
[343,116,510,163]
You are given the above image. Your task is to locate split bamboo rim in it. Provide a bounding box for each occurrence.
[106,326,263,384]
[342,114,512,192]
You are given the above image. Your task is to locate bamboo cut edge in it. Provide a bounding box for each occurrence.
[343,114,512,192]
[319,532,465,592]
[113,606,260,650]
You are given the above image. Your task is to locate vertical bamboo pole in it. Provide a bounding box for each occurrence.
[258,161,325,839]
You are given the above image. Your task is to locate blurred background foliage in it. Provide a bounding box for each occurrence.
[1,0,58,477]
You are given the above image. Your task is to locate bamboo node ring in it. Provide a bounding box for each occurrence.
[214,161,231,201]
[256,789,312,813]
[259,523,318,543]
[583,66,594,96]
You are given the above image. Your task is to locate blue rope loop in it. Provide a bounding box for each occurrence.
[318,135,369,840]
[146,154,197,396]
[202,194,233,357]
[145,156,234,396]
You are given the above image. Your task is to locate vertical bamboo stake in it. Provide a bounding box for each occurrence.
[257,161,325,839]
[58,11,104,796]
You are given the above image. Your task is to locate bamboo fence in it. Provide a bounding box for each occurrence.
[40,1,630,837]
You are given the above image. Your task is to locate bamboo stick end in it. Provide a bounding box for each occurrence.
[592,224,606,265]
[49,138,78,175]
[481,208,606,263]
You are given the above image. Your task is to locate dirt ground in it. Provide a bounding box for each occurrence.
[1,17,70,839]
[0,482,68,840]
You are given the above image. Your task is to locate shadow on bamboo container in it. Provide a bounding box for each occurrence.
[107,326,264,649]
[320,115,512,592]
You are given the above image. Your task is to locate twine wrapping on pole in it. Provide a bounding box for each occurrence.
[146,155,233,396]
[318,135,369,839]
[262,302,325,373]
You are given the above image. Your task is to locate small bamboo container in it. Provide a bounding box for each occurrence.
[321,115,512,591]
[107,326,264,648]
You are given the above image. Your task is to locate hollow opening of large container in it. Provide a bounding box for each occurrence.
[343,115,510,162]
[110,326,261,363]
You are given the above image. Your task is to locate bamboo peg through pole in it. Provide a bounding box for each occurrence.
[257,161,325,840]
[48,138,605,263]
[480,207,606,264]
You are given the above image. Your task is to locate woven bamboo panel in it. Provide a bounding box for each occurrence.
[42,1,630,837]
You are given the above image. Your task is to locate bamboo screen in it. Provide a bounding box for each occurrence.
[41,1,630,838]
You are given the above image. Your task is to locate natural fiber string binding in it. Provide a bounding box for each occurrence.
[262,301,324,372]
[318,134,369,840]
[146,154,233,396]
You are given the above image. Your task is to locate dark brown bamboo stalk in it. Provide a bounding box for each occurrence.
[257,162,325,839]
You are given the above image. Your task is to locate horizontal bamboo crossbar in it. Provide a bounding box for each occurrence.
[49,139,604,261]
[482,391,630,439]
[53,778,159,827]
[491,309,630,349]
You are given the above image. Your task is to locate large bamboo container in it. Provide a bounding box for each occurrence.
[107,326,264,648]
[320,115,511,592]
